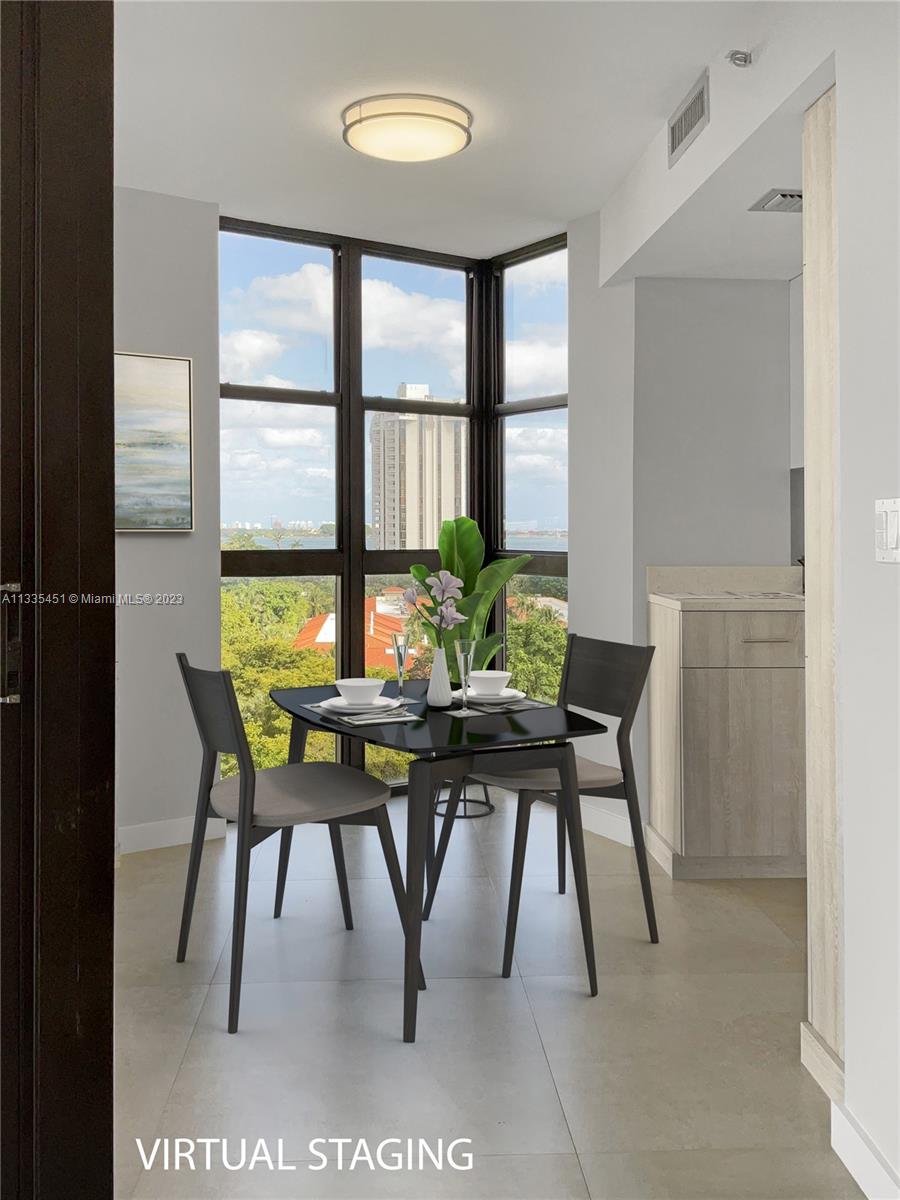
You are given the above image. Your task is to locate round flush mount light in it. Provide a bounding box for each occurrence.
[341,94,472,162]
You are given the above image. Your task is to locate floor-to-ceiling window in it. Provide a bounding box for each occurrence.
[218,220,566,779]
[218,221,479,782]
[493,239,568,701]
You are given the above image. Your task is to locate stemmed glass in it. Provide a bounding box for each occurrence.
[454,639,478,717]
[391,631,409,703]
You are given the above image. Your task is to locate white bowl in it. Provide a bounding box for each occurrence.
[335,677,384,706]
[468,669,512,696]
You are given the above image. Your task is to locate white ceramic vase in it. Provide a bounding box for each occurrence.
[426,647,453,708]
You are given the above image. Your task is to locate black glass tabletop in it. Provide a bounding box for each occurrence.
[270,679,607,758]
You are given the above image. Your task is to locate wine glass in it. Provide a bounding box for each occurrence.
[391,631,409,702]
[454,639,478,717]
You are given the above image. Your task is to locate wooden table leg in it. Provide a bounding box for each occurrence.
[403,758,431,1042]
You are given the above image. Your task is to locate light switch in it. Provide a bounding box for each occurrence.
[875,498,900,562]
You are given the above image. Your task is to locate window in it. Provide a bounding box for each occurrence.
[503,408,568,550]
[220,398,337,548]
[219,231,334,392]
[495,242,568,669]
[365,411,468,549]
[219,221,477,785]
[505,575,569,702]
[362,256,467,403]
[220,577,337,775]
[503,248,567,402]
[218,222,566,790]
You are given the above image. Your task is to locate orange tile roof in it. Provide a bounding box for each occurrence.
[293,596,414,671]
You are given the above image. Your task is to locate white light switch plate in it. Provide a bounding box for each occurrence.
[875,498,900,562]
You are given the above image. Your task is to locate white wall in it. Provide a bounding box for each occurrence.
[567,211,635,786]
[571,4,900,1191]
[115,187,223,853]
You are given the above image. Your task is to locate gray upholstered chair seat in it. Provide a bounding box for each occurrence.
[472,756,623,795]
[211,762,389,827]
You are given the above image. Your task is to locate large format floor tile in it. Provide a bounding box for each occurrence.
[474,790,655,882]
[133,1152,589,1199]
[115,984,210,1198]
[580,1147,863,1199]
[115,799,859,1200]
[151,977,574,1161]
[525,972,829,1155]
[498,873,803,978]
[211,874,509,985]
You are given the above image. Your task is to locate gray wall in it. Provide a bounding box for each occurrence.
[630,277,792,805]
[115,187,221,850]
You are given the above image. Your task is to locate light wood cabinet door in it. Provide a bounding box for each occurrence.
[681,610,804,669]
[681,668,806,858]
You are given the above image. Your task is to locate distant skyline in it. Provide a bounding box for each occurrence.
[219,233,567,531]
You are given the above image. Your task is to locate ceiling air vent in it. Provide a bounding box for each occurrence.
[749,188,803,213]
[668,70,709,168]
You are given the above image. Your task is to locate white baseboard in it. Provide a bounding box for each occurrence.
[832,1102,900,1199]
[118,814,226,855]
[580,796,633,847]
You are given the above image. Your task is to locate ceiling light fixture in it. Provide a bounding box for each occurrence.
[341,94,472,162]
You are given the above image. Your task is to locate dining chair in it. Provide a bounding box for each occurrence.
[423,635,659,975]
[175,653,422,1033]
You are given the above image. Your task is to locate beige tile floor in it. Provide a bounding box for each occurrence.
[115,792,861,1200]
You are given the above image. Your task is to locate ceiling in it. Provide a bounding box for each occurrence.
[605,56,835,282]
[114,0,773,258]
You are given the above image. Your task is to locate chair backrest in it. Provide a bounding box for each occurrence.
[558,634,655,745]
[176,652,253,775]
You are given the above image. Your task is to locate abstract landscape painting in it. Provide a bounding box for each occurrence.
[115,353,193,531]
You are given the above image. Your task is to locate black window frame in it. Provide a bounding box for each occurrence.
[219,217,566,767]
[219,216,488,769]
[487,234,568,665]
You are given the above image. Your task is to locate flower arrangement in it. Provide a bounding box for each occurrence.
[404,516,532,676]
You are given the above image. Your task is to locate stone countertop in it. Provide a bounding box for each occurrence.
[648,590,805,612]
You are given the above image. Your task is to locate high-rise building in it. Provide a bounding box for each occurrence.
[370,385,467,548]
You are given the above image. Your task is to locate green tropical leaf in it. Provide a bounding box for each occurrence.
[467,554,532,637]
[438,517,484,595]
[409,563,430,584]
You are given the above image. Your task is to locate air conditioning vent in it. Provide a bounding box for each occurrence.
[749,188,803,213]
[668,70,709,167]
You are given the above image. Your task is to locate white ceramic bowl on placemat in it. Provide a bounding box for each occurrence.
[335,677,384,706]
[468,670,512,696]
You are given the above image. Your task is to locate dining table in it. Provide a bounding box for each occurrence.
[270,678,608,1042]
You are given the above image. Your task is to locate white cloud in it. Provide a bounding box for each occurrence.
[222,263,468,394]
[220,329,287,381]
[507,249,567,293]
[504,337,567,399]
[229,262,334,336]
[259,427,326,449]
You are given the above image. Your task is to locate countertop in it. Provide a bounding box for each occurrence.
[648,590,805,612]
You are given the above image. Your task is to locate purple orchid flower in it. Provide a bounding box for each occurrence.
[434,599,467,630]
[425,569,464,603]
[402,586,418,606]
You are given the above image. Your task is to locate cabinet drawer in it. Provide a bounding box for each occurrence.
[681,610,804,668]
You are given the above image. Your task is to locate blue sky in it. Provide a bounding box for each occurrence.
[219,233,567,531]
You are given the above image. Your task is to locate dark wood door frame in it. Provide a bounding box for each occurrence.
[1,3,115,1196]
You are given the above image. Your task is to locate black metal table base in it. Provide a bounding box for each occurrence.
[434,782,494,819]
